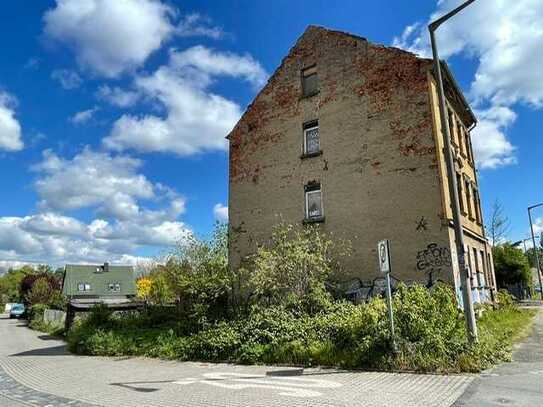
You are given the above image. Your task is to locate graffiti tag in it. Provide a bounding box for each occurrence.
[416,243,452,277]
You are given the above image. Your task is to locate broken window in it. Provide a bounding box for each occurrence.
[305,183,323,220]
[303,120,320,155]
[301,65,318,97]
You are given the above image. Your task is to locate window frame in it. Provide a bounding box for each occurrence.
[301,65,319,98]
[464,176,474,220]
[78,282,91,292]
[304,183,324,222]
[108,282,121,292]
[302,120,321,157]
[465,129,474,163]
[447,108,456,145]
[456,172,465,213]
[473,186,482,224]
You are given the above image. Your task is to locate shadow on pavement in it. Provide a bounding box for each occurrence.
[10,345,69,357]
[111,380,176,393]
[266,368,349,377]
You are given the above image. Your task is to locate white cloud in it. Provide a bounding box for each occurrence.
[176,13,224,39]
[0,147,193,265]
[213,203,228,222]
[393,0,543,169]
[103,46,267,155]
[0,91,24,152]
[472,106,517,169]
[43,0,175,78]
[32,148,156,218]
[0,213,191,265]
[69,106,99,124]
[170,45,267,88]
[96,85,140,108]
[51,69,82,89]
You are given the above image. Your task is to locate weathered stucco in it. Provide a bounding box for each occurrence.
[229,25,496,295]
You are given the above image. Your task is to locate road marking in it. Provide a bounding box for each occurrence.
[174,372,342,398]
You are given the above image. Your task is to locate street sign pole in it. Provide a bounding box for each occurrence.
[378,239,397,353]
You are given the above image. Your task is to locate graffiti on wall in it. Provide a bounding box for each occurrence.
[415,216,428,231]
[416,243,452,285]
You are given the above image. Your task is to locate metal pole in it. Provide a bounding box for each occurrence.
[384,240,397,353]
[429,0,478,343]
[385,271,397,352]
[528,205,543,300]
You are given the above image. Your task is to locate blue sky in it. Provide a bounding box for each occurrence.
[0,0,541,269]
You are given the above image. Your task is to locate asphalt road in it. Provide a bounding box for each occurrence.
[1,309,539,407]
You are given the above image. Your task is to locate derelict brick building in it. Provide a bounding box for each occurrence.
[228,26,496,301]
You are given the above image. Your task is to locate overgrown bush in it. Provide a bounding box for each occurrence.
[63,223,536,373]
[247,223,350,313]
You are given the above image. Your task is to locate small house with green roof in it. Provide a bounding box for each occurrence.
[62,263,136,300]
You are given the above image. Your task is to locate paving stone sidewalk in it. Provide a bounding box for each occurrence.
[0,314,473,407]
[454,305,543,406]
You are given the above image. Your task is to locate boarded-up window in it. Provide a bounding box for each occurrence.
[303,120,320,154]
[301,65,318,97]
[305,183,323,220]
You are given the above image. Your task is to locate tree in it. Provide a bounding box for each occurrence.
[20,273,60,304]
[492,244,531,288]
[0,266,36,305]
[487,199,510,246]
[248,223,351,311]
[525,247,543,269]
[163,223,231,320]
[25,277,54,306]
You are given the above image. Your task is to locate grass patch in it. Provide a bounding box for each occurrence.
[66,286,537,373]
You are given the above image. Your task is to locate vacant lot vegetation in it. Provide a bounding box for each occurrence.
[67,286,534,373]
[65,223,536,373]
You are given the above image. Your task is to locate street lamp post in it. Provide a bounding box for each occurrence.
[528,203,543,300]
[429,0,478,343]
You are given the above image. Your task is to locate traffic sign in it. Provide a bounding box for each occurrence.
[378,239,391,274]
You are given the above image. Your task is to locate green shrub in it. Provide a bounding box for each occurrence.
[497,289,516,308]
[66,284,536,373]
[248,223,350,312]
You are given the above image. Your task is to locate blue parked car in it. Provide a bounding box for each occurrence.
[9,303,25,319]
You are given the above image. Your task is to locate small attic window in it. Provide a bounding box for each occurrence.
[301,65,318,97]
